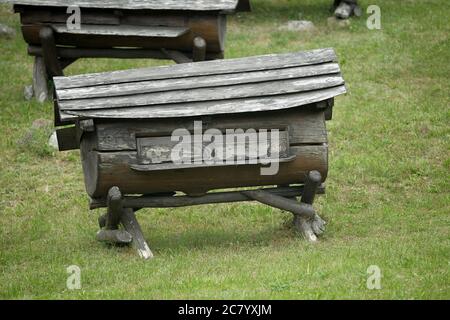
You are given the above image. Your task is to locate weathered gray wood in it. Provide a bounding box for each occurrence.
[134,130,290,166]
[96,229,133,244]
[120,209,153,260]
[92,107,326,151]
[59,75,344,111]
[51,24,189,38]
[60,86,346,121]
[242,190,315,219]
[20,9,121,25]
[294,171,326,242]
[193,36,206,62]
[32,56,49,103]
[79,119,95,132]
[53,48,338,89]
[10,0,242,12]
[90,185,326,210]
[56,63,340,100]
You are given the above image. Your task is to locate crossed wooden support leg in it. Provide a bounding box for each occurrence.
[244,171,326,242]
[95,171,324,259]
[97,186,153,259]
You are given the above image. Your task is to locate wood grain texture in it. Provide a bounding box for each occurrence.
[56,63,341,100]
[21,14,227,53]
[9,0,241,11]
[82,144,328,198]
[53,48,338,89]
[92,107,327,151]
[60,86,346,121]
[58,75,344,111]
[51,24,189,38]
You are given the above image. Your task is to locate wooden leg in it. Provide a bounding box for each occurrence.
[39,26,63,77]
[96,187,153,259]
[32,56,49,103]
[96,187,132,245]
[293,171,326,242]
[121,209,154,260]
[193,36,207,62]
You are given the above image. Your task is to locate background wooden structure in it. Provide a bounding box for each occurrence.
[8,0,251,101]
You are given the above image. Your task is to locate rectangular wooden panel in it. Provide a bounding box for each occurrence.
[51,24,189,38]
[93,107,327,151]
[135,130,290,166]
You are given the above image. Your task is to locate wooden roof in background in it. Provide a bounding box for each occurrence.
[54,48,346,121]
[9,0,247,12]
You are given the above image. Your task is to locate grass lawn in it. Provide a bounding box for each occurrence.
[0,0,449,299]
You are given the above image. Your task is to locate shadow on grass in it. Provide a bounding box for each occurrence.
[144,220,300,253]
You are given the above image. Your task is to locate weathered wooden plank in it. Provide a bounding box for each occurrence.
[56,63,341,100]
[51,24,189,38]
[83,145,328,198]
[59,75,344,111]
[9,0,241,12]
[60,85,346,120]
[135,130,290,166]
[93,107,327,151]
[20,9,121,25]
[53,48,338,89]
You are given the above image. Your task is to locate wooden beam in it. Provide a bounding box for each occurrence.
[39,26,63,77]
[89,185,325,209]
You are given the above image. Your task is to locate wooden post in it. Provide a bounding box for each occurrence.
[32,56,49,103]
[96,186,153,259]
[193,36,207,62]
[294,171,326,242]
[105,186,123,230]
[96,186,132,245]
[121,209,154,260]
[301,171,322,205]
[39,26,63,77]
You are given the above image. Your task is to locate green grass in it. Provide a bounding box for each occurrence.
[0,0,449,299]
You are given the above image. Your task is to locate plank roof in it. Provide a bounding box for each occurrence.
[8,0,244,12]
[54,48,347,122]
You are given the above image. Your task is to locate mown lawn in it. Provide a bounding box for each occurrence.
[0,0,448,299]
